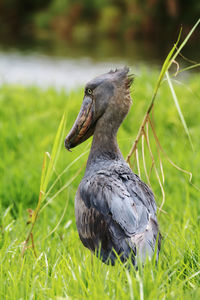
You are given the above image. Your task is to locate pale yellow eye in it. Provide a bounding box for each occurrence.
[86,88,93,95]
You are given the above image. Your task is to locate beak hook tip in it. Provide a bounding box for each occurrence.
[64,139,72,152]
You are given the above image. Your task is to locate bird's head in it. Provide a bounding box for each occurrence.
[65,67,134,150]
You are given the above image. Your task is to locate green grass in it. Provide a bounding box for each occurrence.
[0,68,200,299]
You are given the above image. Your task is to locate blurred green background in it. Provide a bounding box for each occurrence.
[0,0,200,61]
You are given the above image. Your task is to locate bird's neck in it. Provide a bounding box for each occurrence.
[86,114,124,170]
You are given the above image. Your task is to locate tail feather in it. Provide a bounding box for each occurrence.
[129,217,161,265]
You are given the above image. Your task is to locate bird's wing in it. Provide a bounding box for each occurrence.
[75,191,118,264]
[80,166,156,237]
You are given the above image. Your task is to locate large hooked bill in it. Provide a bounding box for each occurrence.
[65,96,95,151]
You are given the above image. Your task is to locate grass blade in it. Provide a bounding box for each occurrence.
[43,149,89,203]
[135,148,141,178]
[43,193,69,240]
[170,19,200,66]
[22,113,67,256]
[141,134,151,186]
[159,153,165,184]
[145,123,165,211]
[126,19,200,164]
[175,63,200,74]
[43,113,66,195]
[166,71,194,150]
[39,161,86,213]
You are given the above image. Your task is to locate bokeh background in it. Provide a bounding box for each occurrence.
[0,0,200,89]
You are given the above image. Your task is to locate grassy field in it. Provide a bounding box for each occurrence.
[0,68,200,299]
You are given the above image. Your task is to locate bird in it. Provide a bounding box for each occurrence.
[65,67,161,266]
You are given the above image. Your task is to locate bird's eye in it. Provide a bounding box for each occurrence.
[86,88,93,95]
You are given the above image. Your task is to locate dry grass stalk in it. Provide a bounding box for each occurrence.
[125,19,200,211]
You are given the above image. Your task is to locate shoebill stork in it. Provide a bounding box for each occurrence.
[65,67,161,266]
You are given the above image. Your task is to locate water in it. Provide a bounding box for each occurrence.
[0,37,199,90]
[0,51,129,90]
[0,38,163,90]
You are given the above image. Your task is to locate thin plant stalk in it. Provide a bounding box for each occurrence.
[175,63,200,74]
[43,192,69,240]
[135,148,141,178]
[145,123,165,212]
[166,71,193,149]
[126,18,200,164]
[148,117,192,181]
[39,161,86,214]
[141,134,151,186]
[22,113,66,257]
[42,150,89,203]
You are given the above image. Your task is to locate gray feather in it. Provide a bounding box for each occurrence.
[77,161,160,264]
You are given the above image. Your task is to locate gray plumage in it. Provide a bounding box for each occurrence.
[65,67,161,266]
